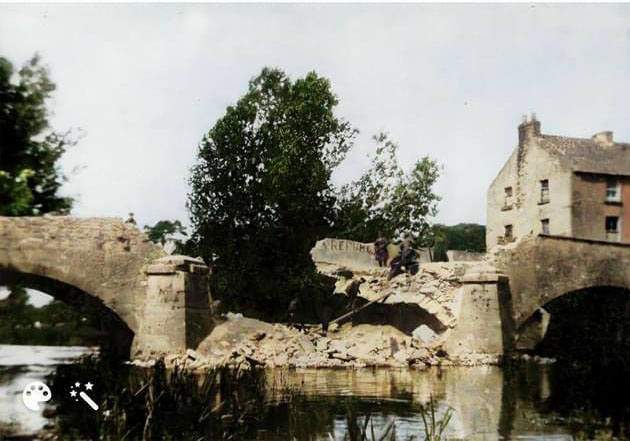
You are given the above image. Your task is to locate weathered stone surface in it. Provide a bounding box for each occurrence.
[494,234,630,327]
[0,216,213,357]
[183,315,463,369]
[0,216,164,336]
[135,257,213,356]
[412,324,440,346]
[308,243,519,360]
[515,307,550,350]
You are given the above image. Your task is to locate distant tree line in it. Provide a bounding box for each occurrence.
[0,288,102,346]
[431,223,486,262]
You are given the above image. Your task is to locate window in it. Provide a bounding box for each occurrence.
[606,216,619,241]
[606,178,620,202]
[539,179,549,203]
[503,186,513,209]
[541,219,550,235]
[504,224,513,242]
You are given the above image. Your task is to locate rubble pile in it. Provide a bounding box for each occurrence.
[132,315,445,370]
[132,310,498,371]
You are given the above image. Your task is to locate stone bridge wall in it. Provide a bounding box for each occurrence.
[494,234,630,328]
[0,216,214,356]
[0,217,164,334]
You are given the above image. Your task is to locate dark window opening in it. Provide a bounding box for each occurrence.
[540,179,549,204]
[504,224,513,242]
[503,186,513,209]
[606,216,619,242]
[541,218,550,235]
[606,178,620,202]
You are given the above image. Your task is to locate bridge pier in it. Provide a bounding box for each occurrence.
[132,256,214,357]
[444,265,514,359]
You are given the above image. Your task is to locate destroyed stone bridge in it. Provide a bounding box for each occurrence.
[2,216,629,361]
[312,235,630,359]
[0,216,213,357]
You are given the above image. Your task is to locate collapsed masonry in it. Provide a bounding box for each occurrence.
[134,238,511,369]
[305,239,507,366]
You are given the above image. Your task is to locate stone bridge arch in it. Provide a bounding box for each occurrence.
[495,235,630,329]
[0,216,213,357]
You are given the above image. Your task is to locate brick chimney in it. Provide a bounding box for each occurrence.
[518,113,541,146]
[592,131,614,147]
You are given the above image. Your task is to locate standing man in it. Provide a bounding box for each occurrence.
[374,233,389,267]
[345,278,365,311]
[400,234,419,276]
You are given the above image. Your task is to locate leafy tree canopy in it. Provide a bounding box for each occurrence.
[334,133,441,246]
[188,67,356,318]
[0,55,82,347]
[0,54,75,216]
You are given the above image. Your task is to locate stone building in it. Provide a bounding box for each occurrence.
[486,115,630,249]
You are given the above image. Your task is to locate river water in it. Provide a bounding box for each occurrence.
[0,345,628,440]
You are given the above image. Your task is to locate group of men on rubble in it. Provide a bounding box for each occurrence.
[374,232,420,280]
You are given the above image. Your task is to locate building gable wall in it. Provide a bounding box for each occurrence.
[487,134,572,249]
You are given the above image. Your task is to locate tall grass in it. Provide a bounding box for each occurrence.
[49,356,268,440]
[326,397,453,441]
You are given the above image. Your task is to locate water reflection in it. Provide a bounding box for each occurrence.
[267,367,502,439]
[0,345,94,436]
[0,346,629,440]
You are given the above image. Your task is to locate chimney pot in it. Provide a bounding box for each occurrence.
[518,113,541,146]
[592,131,613,146]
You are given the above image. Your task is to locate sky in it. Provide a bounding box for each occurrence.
[0,286,52,307]
[1,3,630,229]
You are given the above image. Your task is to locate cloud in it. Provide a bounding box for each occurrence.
[1,3,629,228]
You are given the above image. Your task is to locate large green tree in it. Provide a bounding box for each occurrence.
[188,68,356,318]
[0,55,74,216]
[334,133,441,246]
